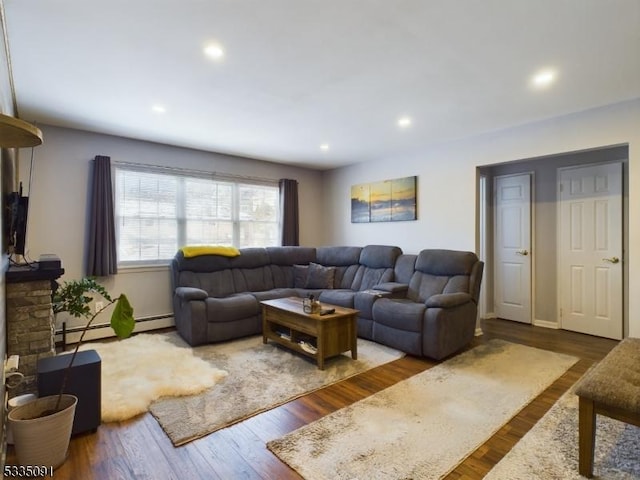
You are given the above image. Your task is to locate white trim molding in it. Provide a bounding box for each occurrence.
[533,319,560,329]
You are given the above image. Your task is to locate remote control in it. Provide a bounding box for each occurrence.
[319,308,335,316]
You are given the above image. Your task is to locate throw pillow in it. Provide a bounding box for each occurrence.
[293,264,309,288]
[305,262,335,289]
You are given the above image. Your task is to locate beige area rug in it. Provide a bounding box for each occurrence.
[485,388,640,479]
[148,333,404,446]
[78,334,228,422]
[267,339,578,480]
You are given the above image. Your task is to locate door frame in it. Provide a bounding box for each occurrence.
[478,174,488,322]
[556,161,624,337]
[477,146,629,336]
[492,171,535,324]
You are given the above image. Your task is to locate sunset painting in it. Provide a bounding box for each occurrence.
[390,176,417,221]
[351,176,416,223]
[370,180,392,222]
[351,183,370,223]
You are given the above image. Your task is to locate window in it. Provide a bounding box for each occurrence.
[114,166,280,265]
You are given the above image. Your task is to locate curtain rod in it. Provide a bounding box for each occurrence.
[111,160,281,185]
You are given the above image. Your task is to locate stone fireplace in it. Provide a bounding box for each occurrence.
[5,265,64,396]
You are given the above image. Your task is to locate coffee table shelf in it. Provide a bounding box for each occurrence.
[261,297,358,370]
[265,327,317,360]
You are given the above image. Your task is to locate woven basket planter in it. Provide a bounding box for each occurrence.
[8,394,77,468]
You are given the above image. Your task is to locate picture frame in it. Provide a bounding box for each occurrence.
[351,176,416,223]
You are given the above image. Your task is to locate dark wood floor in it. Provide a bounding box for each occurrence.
[7,318,619,479]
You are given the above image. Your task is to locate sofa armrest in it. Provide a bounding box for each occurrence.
[426,292,472,308]
[175,286,208,301]
[372,282,409,294]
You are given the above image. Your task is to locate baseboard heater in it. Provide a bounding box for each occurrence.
[55,314,175,349]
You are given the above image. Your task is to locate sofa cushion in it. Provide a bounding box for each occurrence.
[333,265,361,289]
[205,294,259,323]
[359,245,402,269]
[415,249,477,276]
[407,273,449,303]
[270,265,294,288]
[394,254,417,284]
[266,246,316,265]
[251,289,300,302]
[305,262,335,289]
[372,298,426,333]
[228,248,270,268]
[406,250,479,302]
[172,251,232,273]
[232,266,274,292]
[293,264,309,288]
[316,246,362,266]
[442,275,471,295]
[349,265,395,291]
[178,270,236,298]
[326,245,401,291]
[318,289,356,308]
[373,282,408,294]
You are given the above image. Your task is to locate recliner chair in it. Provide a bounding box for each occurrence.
[371,249,484,360]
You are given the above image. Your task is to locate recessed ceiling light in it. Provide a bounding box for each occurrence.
[151,105,166,114]
[320,143,330,151]
[204,43,225,60]
[531,69,557,88]
[397,116,412,128]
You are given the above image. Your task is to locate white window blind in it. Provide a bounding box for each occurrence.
[114,166,279,266]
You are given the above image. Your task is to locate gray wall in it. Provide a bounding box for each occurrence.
[479,145,629,328]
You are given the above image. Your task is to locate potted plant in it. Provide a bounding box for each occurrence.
[8,277,135,468]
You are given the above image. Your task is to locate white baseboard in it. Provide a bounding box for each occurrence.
[533,319,560,329]
[56,315,175,346]
[475,327,483,336]
[481,312,496,320]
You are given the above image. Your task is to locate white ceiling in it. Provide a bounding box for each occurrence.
[4,0,640,170]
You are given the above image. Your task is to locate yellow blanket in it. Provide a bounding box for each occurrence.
[180,245,241,258]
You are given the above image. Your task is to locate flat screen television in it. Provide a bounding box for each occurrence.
[5,182,28,256]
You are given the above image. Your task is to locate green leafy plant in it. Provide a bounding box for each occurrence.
[51,277,135,412]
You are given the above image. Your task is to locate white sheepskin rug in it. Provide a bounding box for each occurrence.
[78,333,228,422]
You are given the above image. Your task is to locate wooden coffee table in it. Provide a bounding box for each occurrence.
[261,297,359,370]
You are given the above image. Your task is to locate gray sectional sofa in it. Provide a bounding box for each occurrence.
[170,245,484,360]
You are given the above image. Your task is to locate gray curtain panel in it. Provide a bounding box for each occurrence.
[87,155,118,276]
[279,178,299,246]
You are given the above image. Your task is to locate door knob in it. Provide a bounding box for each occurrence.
[516,249,529,256]
[602,256,620,264]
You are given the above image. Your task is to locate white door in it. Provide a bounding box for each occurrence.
[559,163,622,340]
[494,174,532,323]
